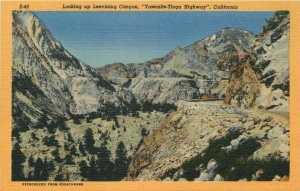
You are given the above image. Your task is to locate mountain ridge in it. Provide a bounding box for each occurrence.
[96,28,254,105]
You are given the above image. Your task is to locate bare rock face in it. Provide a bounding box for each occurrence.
[254,11,289,112]
[224,55,260,108]
[225,11,289,112]
[128,78,200,104]
[12,11,134,122]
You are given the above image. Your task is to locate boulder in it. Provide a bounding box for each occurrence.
[214,174,224,181]
[272,175,281,181]
[267,125,285,139]
[207,159,218,171]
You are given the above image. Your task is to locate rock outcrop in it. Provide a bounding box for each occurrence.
[224,54,260,108]
[128,78,199,104]
[254,11,289,112]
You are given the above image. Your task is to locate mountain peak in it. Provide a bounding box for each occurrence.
[12,11,135,117]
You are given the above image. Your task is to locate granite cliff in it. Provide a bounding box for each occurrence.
[13,11,135,121]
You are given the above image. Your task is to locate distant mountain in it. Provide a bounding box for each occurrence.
[96,28,254,104]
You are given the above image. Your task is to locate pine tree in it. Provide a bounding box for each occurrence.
[40,158,49,180]
[35,114,48,129]
[97,144,114,181]
[27,171,33,181]
[70,145,78,156]
[67,132,74,143]
[65,153,75,165]
[73,116,81,124]
[89,156,98,180]
[31,132,39,141]
[58,118,69,131]
[33,157,44,181]
[128,97,140,116]
[47,160,55,173]
[141,127,149,137]
[43,135,59,147]
[79,142,86,156]
[85,115,92,123]
[114,141,129,180]
[28,155,35,167]
[52,147,62,163]
[54,173,64,181]
[54,167,64,181]
[113,118,120,128]
[142,100,153,112]
[79,160,89,180]
[79,156,99,181]
[64,142,70,151]
[47,120,57,134]
[84,128,96,154]
[12,142,26,180]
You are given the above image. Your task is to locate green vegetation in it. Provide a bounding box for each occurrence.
[141,101,176,113]
[96,144,115,180]
[28,157,55,181]
[224,157,289,181]
[79,141,129,181]
[179,130,242,180]
[141,127,149,137]
[114,141,129,180]
[43,135,59,147]
[83,128,97,154]
[67,99,175,129]
[12,142,26,180]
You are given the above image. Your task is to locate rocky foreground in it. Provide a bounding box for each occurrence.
[127,101,289,181]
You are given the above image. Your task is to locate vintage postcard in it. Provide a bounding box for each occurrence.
[1,0,300,191]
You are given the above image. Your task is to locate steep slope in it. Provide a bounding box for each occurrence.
[18,110,168,181]
[12,11,134,125]
[226,11,289,112]
[224,54,261,108]
[96,29,254,104]
[254,11,289,112]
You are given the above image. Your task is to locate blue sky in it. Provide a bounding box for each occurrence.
[34,11,274,67]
